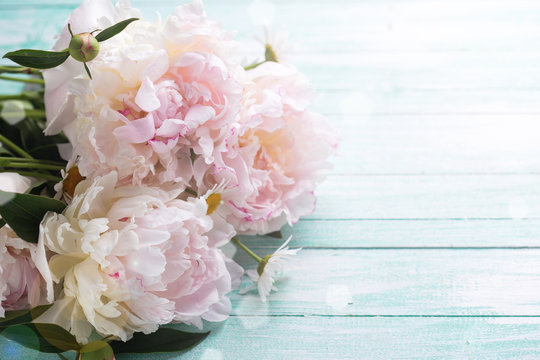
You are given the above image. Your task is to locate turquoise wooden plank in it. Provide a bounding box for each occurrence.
[239,218,540,248]
[6,1,540,55]
[6,10,540,91]
[1,0,540,359]
[4,0,540,53]
[312,174,540,219]
[226,249,540,316]
[316,89,540,115]
[331,114,540,174]
[3,316,540,360]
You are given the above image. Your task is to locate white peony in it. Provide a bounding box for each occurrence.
[36,172,242,343]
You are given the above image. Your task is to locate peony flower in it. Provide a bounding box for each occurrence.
[0,227,53,317]
[36,172,242,343]
[43,0,141,136]
[0,172,33,194]
[43,0,243,186]
[239,236,300,302]
[194,61,338,235]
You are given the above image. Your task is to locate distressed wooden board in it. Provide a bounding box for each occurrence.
[331,114,540,174]
[2,0,540,359]
[227,249,540,316]
[312,174,540,219]
[6,0,540,53]
[3,316,540,360]
[6,1,540,54]
[315,89,540,115]
[5,9,540,91]
[238,218,540,248]
[182,316,540,360]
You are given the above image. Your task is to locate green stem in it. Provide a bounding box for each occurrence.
[0,92,41,101]
[0,157,66,166]
[0,65,41,75]
[244,61,265,71]
[2,162,65,171]
[232,237,262,263]
[0,109,46,118]
[1,169,62,182]
[0,134,33,159]
[0,74,44,85]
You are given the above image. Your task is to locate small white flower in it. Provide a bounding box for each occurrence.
[254,26,293,63]
[239,236,300,302]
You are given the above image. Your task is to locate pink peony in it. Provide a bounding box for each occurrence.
[37,172,242,343]
[43,0,141,136]
[0,227,53,317]
[43,0,242,186]
[194,62,338,235]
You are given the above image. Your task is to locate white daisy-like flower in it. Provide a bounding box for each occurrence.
[239,236,300,302]
[200,180,237,247]
[254,26,293,64]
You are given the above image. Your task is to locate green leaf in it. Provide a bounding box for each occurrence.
[80,340,114,360]
[266,230,283,239]
[0,323,80,353]
[25,179,47,196]
[0,146,11,155]
[0,304,53,328]
[95,18,139,42]
[110,328,210,354]
[0,190,66,243]
[3,50,69,69]
[83,62,92,80]
[28,144,65,162]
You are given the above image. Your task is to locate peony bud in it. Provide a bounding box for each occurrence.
[68,32,99,62]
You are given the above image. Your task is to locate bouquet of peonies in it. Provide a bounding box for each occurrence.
[0,0,337,357]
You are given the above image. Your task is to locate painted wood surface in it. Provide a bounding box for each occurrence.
[2,0,540,359]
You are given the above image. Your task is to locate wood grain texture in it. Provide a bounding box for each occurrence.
[1,0,540,359]
[228,249,540,316]
[239,218,540,248]
[312,175,540,219]
[333,114,540,174]
[2,316,540,359]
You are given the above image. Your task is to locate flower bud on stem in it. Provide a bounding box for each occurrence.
[68,24,100,79]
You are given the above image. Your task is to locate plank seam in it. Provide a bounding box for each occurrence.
[230,314,540,318]
[303,218,540,221]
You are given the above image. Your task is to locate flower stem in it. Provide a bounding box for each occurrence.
[0,109,46,118]
[232,237,262,263]
[0,134,33,159]
[244,61,265,71]
[0,157,66,166]
[0,92,41,101]
[0,74,44,85]
[1,169,62,182]
[1,162,65,171]
[0,65,41,75]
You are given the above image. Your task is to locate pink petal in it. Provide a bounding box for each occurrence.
[113,115,155,143]
[155,118,188,138]
[135,77,160,112]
